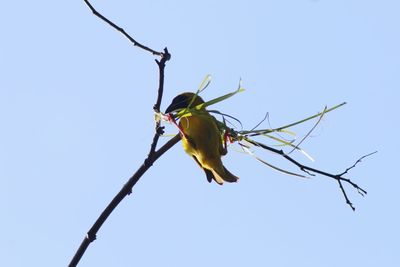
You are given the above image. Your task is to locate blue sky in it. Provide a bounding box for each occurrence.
[1,1,399,266]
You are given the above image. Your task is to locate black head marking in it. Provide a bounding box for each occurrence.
[165,94,191,113]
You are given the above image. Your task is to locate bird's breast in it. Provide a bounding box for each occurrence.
[179,114,222,162]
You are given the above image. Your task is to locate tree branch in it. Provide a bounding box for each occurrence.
[68,134,180,267]
[83,0,164,57]
[69,2,175,266]
[245,138,376,211]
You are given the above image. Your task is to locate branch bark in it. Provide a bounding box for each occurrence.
[69,2,176,266]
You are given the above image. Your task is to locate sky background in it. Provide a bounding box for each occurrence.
[1,1,399,266]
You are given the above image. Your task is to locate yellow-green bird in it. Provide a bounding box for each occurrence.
[165,92,239,185]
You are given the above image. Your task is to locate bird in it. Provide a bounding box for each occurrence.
[165,92,239,185]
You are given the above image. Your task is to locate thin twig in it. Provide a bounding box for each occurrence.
[154,48,171,113]
[83,0,164,57]
[245,138,375,210]
[147,47,171,158]
[338,151,377,177]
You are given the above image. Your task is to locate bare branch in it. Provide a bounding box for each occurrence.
[338,151,377,177]
[245,138,375,210]
[153,48,171,113]
[337,179,354,210]
[147,47,171,157]
[69,2,175,266]
[68,135,181,267]
[83,0,164,57]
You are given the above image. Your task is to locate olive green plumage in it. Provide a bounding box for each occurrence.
[165,92,239,185]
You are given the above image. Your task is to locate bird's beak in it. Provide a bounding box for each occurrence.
[165,102,177,114]
[165,95,189,113]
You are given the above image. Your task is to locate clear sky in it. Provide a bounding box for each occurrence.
[1,1,399,266]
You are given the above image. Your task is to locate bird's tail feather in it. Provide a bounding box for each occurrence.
[211,166,239,185]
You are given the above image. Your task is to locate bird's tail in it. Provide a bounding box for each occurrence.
[211,166,239,185]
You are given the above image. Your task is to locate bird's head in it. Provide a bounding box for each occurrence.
[165,92,205,113]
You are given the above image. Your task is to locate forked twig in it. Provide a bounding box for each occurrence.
[245,138,376,211]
